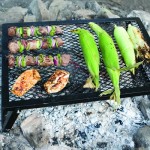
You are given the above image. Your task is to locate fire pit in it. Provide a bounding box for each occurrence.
[1,18,150,132]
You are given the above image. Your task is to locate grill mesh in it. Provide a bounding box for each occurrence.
[7,20,150,102]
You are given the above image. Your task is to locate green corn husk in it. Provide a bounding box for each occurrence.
[89,22,121,105]
[114,25,136,74]
[71,28,100,91]
[127,24,150,62]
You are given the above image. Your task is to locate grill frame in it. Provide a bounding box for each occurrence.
[1,17,150,111]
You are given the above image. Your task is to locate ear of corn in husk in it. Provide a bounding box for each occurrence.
[71,28,100,91]
[127,24,150,62]
[114,25,136,74]
[89,22,121,105]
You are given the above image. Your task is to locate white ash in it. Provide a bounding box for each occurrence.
[11,96,149,149]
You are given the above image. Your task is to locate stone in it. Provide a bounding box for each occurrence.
[38,0,49,20]
[133,126,150,149]
[0,6,28,25]
[24,14,36,22]
[2,128,32,150]
[21,113,50,148]
[49,0,76,21]
[29,0,49,21]
[0,134,4,149]
[139,99,150,120]
[73,9,96,19]
[85,1,102,13]
[29,0,41,20]
[128,10,150,35]
[35,144,77,150]
[0,0,33,8]
[85,1,119,18]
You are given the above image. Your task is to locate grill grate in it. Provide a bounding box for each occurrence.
[2,18,150,105]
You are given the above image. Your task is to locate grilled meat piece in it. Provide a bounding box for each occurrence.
[44,70,69,94]
[11,69,41,97]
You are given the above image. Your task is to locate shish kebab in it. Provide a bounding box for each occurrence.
[8,54,71,68]
[8,37,64,53]
[8,25,63,38]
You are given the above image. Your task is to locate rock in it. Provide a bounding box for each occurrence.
[85,1,102,13]
[0,0,33,8]
[29,0,49,21]
[73,9,96,19]
[49,0,76,21]
[110,0,121,4]
[133,126,150,149]
[21,113,50,148]
[24,14,36,22]
[128,10,150,35]
[2,127,32,150]
[0,134,4,149]
[85,1,119,18]
[0,6,28,25]
[38,0,49,20]
[29,0,41,20]
[35,144,77,150]
[139,99,150,120]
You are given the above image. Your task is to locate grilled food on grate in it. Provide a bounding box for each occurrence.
[8,54,71,68]
[11,69,41,97]
[44,70,70,94]
[8,37,64,53]
[8,26,63,37]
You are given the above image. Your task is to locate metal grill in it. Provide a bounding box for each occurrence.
[2,18,150,105]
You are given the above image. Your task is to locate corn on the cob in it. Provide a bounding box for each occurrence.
[71,28,100,90]
[89,22,121,105]
[127,24,150,62]
[114,25,136,74]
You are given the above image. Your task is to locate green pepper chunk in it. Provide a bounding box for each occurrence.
[20,27,23,37]
[50,26,56,36]
[39,54,44,64]
[47,38,52,48]
[57,54,62,66]
[21,55,26,67]
[55,40,59,48]
[36,27,41,36]
[18,41,24,53]
[36,40,41,49]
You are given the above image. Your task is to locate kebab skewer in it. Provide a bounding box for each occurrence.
[8,37,64,54]
[8,54,71,68]
[8,26,63,38]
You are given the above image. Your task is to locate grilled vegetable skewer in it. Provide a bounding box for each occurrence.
[8,54,71,68]
[71,28,100,91]
[8,37,64,54]
[114,25,136,74]
[8,26,63,38]
[127,24,150,62]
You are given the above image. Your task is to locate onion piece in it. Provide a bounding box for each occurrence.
[52,39,55,48]
[31,26,34,36]
[53,56,58,66]
[47,26,51,34]
[18,56,22,67]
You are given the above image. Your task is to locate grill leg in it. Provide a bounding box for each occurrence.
[1,109,19,132]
